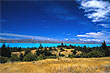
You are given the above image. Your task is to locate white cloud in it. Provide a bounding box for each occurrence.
[0,37,19,40]
[77,32,103,38]
[76,0,110,28]
[80,38,101,42]
[0,33,57,41]
[99,24,110,28]
[77,31,110,42]
[64,38,68,41]
[0,37,7,40]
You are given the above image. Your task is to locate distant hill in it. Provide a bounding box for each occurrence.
[0,39,107,44]
[0,39,60,43]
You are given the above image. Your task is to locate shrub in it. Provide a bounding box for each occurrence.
[0,56,8,63]
[68,54,73,58]
[87,50,105,57]
[23,53,37,61]
[59,53,65,57]
[10,55,20,62]
[81,50,105,58]
[71,50,77,55]
[60,48,65,51]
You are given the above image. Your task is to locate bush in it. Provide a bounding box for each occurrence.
[81,50,105,58]
[87,50,105,57]
[23,53,37,61]
[46,56,57,59]
[60,48,65,51]
[68,54,73,58]
[59,53,65,57]
[10,55,20,62]
[71,50,77,55]
[0,56,8,63]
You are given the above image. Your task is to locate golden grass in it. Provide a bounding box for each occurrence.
[0,57,110,73]
[11,51,25,57]
[11,48,74,57]
[31,50,36,54]
[60,49,73,57]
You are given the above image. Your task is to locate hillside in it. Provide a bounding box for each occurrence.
[0,57,110,73]
[0,39,105,44]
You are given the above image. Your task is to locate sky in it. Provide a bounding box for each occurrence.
[0,0,110,43]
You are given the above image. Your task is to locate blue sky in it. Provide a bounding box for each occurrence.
[0,0,110,42]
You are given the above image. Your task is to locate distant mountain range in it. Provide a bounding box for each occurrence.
[0,39,108,44]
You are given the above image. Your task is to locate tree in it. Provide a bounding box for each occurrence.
[61,43,64,47]
[39,43,43,49]
[20,53,24,61]
[71,50,77,55]
[24,47,31,56]
[101,41,109,56]
[0,44,11,57]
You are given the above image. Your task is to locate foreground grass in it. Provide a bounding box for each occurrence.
[0,57,110,73]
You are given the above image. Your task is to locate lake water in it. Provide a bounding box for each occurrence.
[0,43,110,48]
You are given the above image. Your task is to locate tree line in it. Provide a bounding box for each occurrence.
[0,41,110,63]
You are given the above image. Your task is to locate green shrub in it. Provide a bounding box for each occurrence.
[23,53,37,61]
[59,53,65,57]
[10,55,20,62]
[68,54,73,58]
[87,50,105,57]
[81,50,105,58]
[0,56,8,63]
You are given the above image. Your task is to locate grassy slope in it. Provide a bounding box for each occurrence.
[0,57,110,73]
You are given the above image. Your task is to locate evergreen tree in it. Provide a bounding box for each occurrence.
[20,53,24,61]
[24,47,31,56]
[0,44,11,57]
[101,41,109,56]
[39,43,43,49]
[61,43,64,47]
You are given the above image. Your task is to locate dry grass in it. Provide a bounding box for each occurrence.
[11,48,74,57]
[0,57,110,73]
[11,51,25,57]
[11,50,36,56]
[60,49,73,57]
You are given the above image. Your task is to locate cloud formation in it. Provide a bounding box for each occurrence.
[77,31,110,42]
[0,33,57,41]
[99,24,110,28]
[76,0,110,28]
[79,38,101,42]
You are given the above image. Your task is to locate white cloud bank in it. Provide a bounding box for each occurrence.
[79,38,102,42]
[77,31,110,42]
[76,0,110,28]
[0,33,57,41]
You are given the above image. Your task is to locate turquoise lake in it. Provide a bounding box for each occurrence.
[0,43,110,48]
